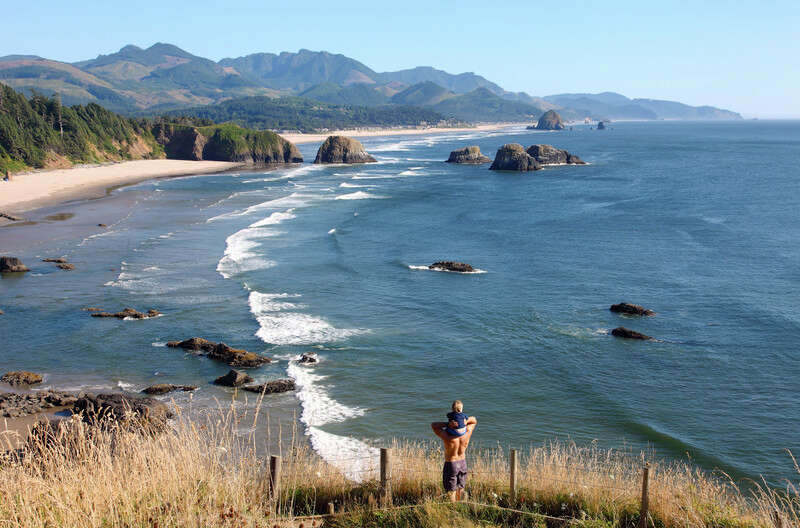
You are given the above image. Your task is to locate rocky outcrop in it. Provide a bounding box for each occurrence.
[141,384,198,395]
[446,146,492,164]
[55,263,75,270]
[610,303,655,316]
[314,136,377,164]
[166,337,217,352]
[526,145,585,165]
[214,370,254,387]
[611,327,653,340]
[241,379,296,395]
[1,371,43,386]
[91,308,161,319]
[299,352,319,364]
[42,258,68,263]
[208,343,272,367]
[0,256,30,273]
[535,110,565,130]
[153,123,303,164]
[489,144,541,172]
[597,121,607,130]
[73,393,173,432]
[429,261,475,273]
[0,390,78,417]
[167,338,271,367]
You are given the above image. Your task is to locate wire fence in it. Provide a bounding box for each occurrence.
[257,446,790,528]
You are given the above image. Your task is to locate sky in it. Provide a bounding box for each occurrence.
[3,0,799,118]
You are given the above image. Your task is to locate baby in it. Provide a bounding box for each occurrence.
[444,400,469,437]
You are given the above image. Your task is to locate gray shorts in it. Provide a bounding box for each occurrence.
[442,459,468,492]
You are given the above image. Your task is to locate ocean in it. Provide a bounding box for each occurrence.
[1,120,798,486]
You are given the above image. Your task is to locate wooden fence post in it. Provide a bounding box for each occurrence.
[636,463,650,528]
[509,449,518,507]
[269,455,282,505]
[380,447,392,506]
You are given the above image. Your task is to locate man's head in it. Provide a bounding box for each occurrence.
[452,400,463,413]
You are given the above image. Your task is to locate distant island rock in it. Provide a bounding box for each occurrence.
[314,136,377,164]
[0,256,30,273]
[610,303,655,316]
[446,146,492,164]
[489,144,542,172]
[533,110,565,130]
[526,145,585,165]
[597,121,606,130]
[429,261,475,273]
[611,327,653,340]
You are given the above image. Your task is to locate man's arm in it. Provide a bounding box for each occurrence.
[431,422,449,440]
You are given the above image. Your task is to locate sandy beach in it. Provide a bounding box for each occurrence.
[0,125,512,218]
[0,160,241,217]
[280,123,509,145]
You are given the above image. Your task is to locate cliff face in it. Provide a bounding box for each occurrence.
[153,123,302,164]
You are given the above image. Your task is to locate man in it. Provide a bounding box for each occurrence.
[431,414,477,501]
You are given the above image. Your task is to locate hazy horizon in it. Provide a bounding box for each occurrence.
[3,0,799,118]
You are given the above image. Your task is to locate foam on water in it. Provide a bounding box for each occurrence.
[285,361,375,481]
[339,182,368,188]
[216,227,281,279]
[250,210,296,228]
[327,228,337,235]
[249,291,364,345]
[335,191,383,200]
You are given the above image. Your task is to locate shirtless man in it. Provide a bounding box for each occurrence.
[431,415,477,501]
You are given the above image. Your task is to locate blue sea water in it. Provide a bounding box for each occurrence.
[1,120,798,486]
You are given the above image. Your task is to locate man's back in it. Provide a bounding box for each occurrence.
[433,418,476,461]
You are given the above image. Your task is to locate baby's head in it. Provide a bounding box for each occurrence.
[451,400,463,413]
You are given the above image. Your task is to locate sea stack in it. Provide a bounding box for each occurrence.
[526,145,585,165]
[446,146,492,164]
[0,256,30,273]
[489,144,542,172]
[314,136,377,164]
[535,110,565,130]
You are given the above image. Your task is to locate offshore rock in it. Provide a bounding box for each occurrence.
[73,393,173,432]
[91,308,161,319]
[208,343,272,367]
[610,303,655,316]
[214,370,254,387]
[526,145,585,165]
[446,146,492,164]
[535,110,565,130]
[429,261,475,273]
[489,144,542,172]
[299,352,319,364]
[42,258,68,263]
[597,121,607,130]
[166,337,217,352]
[241,379,296,394]
[1,371,43,387]
[142,384,198,395]
[0,256,30,273]
[314,136,377,164]
[55,263,75,270]
[611,327,653,340]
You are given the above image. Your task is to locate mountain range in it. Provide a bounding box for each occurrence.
[0,43,742,124]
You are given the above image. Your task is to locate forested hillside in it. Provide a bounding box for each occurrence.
[0,84,160,173]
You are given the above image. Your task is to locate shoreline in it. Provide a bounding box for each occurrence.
[0,159,242,219]
[0,124,515,219]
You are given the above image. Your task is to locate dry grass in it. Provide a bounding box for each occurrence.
[0,398,796,528]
